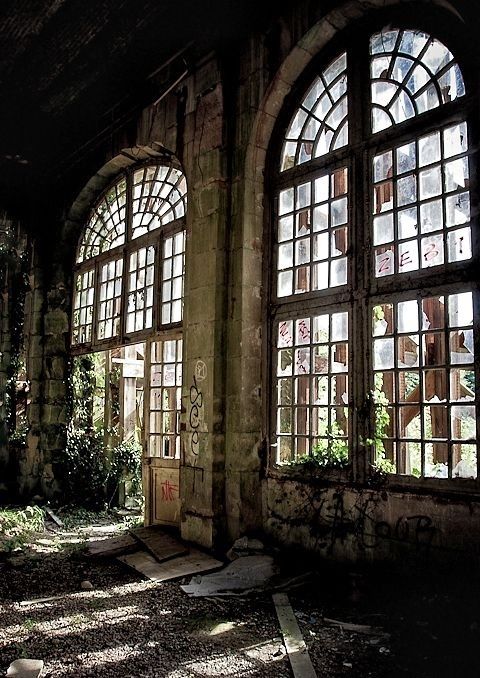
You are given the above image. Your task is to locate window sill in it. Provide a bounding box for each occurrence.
[267,463,352,485]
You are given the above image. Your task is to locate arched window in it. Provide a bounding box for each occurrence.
[72,163,187,348]
[271,27,478,483]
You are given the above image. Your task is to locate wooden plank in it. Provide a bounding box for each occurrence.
[117,548,223,582]
[323,616,378,634]
[87,533,138,558]
[20,595,65,606]
[44,507,63,527]
[272,592,318,678]
[130,525,188,562]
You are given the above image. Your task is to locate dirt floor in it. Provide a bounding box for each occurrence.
[1,512,479,677]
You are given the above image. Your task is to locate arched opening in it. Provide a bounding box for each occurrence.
[266,19,477,485]
[69,155,187,523]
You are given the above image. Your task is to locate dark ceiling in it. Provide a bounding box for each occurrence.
[1,0,478,223]
[0,0,279,219]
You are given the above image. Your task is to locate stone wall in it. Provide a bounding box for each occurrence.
[263,475,480,565]
[9,0,480,566]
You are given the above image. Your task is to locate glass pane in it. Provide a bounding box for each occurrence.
[370,29,465,133]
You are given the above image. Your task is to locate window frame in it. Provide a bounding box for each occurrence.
[71,161,187,355]
[266,20,479,491]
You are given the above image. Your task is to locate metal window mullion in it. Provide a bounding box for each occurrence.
[118,246,129,343]
[91,259,102,349]
[151,243,159,329]
[472,286,480,480]
[445,295,454,478]
[119,171,134,342]
[418,297,426,478]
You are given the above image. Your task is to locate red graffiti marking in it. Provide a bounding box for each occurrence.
[161,479,178,502]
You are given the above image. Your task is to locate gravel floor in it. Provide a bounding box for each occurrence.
[1,515,478,677]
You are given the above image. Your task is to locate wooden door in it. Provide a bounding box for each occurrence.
[143,337,182,526]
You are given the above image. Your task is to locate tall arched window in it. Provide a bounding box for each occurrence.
[71,162,187,464]
[270,27,478,483]
[72,162,187,348]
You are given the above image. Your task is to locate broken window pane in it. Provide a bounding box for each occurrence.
[274,311,349,464]
[372,294,477,480]
[372,121,471,279]
[370,30,464,133]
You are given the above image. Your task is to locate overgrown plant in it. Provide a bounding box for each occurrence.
[62,426,143,509]
[281,422,349,470]
[107,438,142,506]
[62,426,110,509]
[0,225,30,439]
[0,505,44,553]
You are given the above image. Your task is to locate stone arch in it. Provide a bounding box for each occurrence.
[226,0,469,538]
[64,143,182,256]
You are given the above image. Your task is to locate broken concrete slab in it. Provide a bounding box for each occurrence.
[118,548,223,582]
[180,554,278,597]
[130,526,188,562]
[7,659,44,678]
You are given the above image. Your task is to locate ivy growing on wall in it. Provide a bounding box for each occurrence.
[0,224,30,446]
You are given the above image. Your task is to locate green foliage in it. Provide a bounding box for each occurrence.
[63,427,110,509]
[367,374,397,476]
[0,227,30,437]
[281,423,349,470]
[107,438,143,504]
[0,505,44,553]
[9,419,28,447]
[65,350,142,509]
[62,427,143,510]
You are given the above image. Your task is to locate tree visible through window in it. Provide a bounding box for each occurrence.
[271,27,477,481]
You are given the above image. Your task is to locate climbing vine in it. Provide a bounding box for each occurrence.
[0,224,30,442]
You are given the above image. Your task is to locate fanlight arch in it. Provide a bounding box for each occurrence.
[72,162,187,348]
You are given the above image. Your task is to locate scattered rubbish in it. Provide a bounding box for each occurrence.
[118,548,223,582]
[322,617,385,635]
[272,592,318,678]
[44,507,63,527]
[6,658,44,678]
[226,536,265,560]
[80,580,93,590]
[181,555,277,597]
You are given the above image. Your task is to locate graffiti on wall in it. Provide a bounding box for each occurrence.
[189,373,204,457]
[270,488,436,554]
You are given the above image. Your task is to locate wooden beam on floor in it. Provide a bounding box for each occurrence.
[272,592,318,678]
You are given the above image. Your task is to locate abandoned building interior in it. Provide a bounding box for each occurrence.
[0,0,479,567]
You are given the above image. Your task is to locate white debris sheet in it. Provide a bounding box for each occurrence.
[181,555,278,597]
